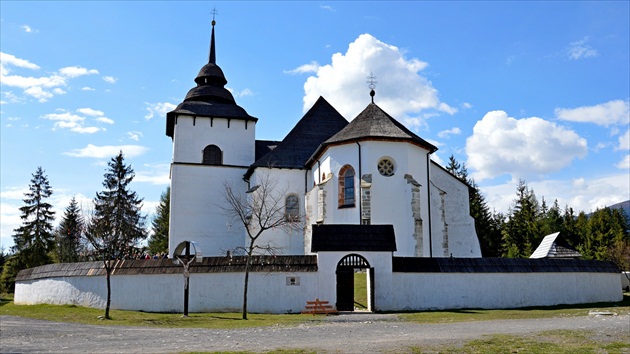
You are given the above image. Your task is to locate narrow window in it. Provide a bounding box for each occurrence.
[338,165,355,208]
[202,145,222,165]
[285,194,299,221]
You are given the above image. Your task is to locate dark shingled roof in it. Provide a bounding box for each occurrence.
[245,97,348,178]
[392,257,620,273]
[16,256,318,281]
[307,103,437,166]
[311,224,397,252]
[166,21,257,138]
[255,140,282,162]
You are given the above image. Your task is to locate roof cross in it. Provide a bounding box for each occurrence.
[211,7,218,25]
[367,72,378,103]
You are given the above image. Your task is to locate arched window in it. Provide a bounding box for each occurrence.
[285,194,299,222]
[202,145,222,165]
[338,165,355,208]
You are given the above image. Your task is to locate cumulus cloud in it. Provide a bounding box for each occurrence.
[299,34,455,128]
[616,155,630,169]
[567,37,598,60]
[134,163,170,185]
[466,111,588,181]
[76,107,104,117]
[437,127,462,139]
[144,102,176,120]
[555,99,629,127]
[81,86,95,91]
[22,25,34,33]
[64,144,149,158]
[1,52,99,102]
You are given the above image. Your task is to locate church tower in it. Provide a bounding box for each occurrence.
[166,18,258,256]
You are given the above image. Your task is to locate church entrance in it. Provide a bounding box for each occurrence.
[336,254,374,312]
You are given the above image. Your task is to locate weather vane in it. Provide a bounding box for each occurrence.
[367,72,378,103]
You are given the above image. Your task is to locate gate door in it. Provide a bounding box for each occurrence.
[335,254,371,312]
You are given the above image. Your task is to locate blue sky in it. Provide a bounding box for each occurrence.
[1,1,629,251]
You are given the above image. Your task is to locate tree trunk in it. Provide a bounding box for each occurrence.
[242,252,251,320]
[105,260,112,319]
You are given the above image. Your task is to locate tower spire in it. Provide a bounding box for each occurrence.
[209,8,218,64]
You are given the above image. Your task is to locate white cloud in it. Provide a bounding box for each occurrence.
[76,107,104,117]
[461,102,473,109]
[134,163,170,185]
[437,127,462,139]
[480,173,629,215]
[616,129,630,151]
[285,61,320,74]
[1,52,100,102]
[127,131,143,141]
[96,117,114,124]
[22,25,33,33]
[42,111,104,134]
[64,144,149,158]
[58,66,99,78]
[301,34,455,125]
[616,155,630,169]
[567,37,598,60]
[466,110,588,181]
[555,99,629,127]
[144,102,176,120]
[81,86,95,91]
[320,5,335,12]
[103,76,118,84]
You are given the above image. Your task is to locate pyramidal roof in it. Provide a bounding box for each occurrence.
[306,100,437,165]
[530,232,582,259]
[166,19,257,138]
[245,97,348,178]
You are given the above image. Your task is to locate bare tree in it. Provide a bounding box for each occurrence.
[221,171,303,319]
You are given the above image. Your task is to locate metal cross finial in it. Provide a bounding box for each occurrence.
[211,7,218,25]
[367,72,378,90]
[367,72,378,103]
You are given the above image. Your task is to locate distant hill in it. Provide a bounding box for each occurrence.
[608,200,630,217]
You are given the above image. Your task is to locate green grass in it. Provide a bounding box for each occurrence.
[353,271,368,310]
[410,329,630,354]
[2,293,629,329]
[398,293,630,324]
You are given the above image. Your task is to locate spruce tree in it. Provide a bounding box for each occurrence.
[502,179,540,258]
[54,197,84,263]
[148,186,170,255]
[12,167,56,268]
[86,152,146,319]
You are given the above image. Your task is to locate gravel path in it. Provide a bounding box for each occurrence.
[1,313,629,353]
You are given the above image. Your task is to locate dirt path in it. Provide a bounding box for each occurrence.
[1,313,629,353]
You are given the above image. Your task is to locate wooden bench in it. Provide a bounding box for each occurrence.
[301,298,338,315]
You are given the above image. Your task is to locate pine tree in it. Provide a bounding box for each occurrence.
[148,186,170,255]
[538,199,563,238]
[12,167,56,268]
[85,152,147,319]
[53,197,84,263]
[502,179,540,258]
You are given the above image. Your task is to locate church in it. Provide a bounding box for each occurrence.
[14,19,622,314]
[166,19,481,259]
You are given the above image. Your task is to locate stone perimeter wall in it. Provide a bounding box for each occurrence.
[14,256,623,313]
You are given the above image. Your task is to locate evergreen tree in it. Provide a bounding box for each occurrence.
[580,207,629,261]
[538,199,563,238]
[502,179,540,258]
[12,167,56,268]
[85,152,147,319]
[148,186,170,255]
[53,197,84,263]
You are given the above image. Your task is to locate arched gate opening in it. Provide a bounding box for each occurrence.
[336,254,374,312]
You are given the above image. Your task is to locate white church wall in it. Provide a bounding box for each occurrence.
[172,115,255,166]
[247,168,306,255]
[169,164,248,257]
[429,163,482,258]
[383,272,622,311]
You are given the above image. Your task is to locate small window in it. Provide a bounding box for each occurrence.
[338,165,355,208]
[285,194,299,221]
[377,158,395,177]
[202,145,222,165]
